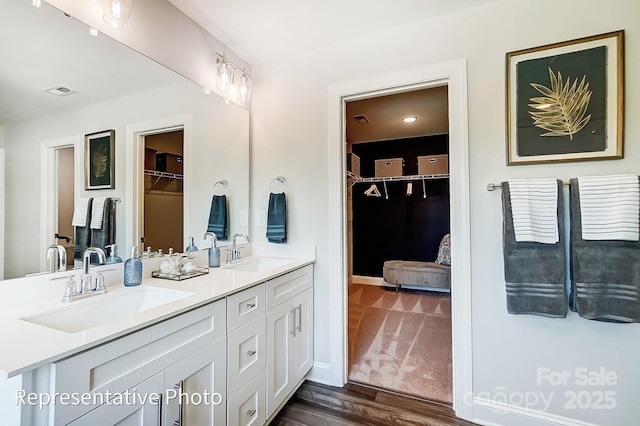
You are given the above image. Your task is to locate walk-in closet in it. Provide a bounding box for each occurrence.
[345,86,453,404]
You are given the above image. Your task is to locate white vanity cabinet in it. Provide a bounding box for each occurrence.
[265,265,314,418]
[46,299,227,426]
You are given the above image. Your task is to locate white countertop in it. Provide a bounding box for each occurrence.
[0,256,314,378]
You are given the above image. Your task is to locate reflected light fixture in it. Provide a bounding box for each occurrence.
[32,0,42,8]
[89,27,99,37]
[402,116,418,123]
[102,0,134,29]
[215,53,252,103]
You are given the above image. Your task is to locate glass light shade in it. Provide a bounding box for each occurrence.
[32,0,42,8]
[102,0,134,29]
[216,58,231,91]
[239,72,252,102]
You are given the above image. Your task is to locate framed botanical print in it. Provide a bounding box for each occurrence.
[85,129,115,190]
[506,30,624,165]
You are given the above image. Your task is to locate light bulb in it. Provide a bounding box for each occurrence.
[32,0,42,8]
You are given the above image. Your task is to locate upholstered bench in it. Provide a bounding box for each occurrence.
[383,260,451,292]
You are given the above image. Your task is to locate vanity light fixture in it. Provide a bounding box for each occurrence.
[402,116,418,123]
[215,53,252,103]
[102,0,134,30]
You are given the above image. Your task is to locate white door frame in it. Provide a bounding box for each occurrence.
[40,136,82,272]
[125,115,192,253]
[327,59,473,419]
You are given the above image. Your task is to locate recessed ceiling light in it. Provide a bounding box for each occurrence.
[402,116,418,123]
[353,114,369,124]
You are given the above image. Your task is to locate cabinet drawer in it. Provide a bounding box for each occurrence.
[266,265,313,309]
[227,370,266,426]
[227,316,266,396]
[227,283,265,332]
[50,299,226,425]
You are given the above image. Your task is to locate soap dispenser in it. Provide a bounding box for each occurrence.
[105,244,123,264]
[124,246,142,287]
[186,237,199,252]
[203,232,220,268]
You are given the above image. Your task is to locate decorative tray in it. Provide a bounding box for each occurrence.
[151,266,209,281]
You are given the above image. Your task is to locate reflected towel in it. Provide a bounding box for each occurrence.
[508,179,559,244]
[501,181,567,318]
[570,178,640,323]
[73,198,93,261]
[72,198,91,227]
[577,174,639,241]
[207,195,228,241]
[90,198,115,263]
[90,197,108,229]
[266,192,287,243]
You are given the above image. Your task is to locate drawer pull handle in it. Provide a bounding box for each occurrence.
[247,409,257,417]
[246,350,257,356]
[297,304,303,332]
[173,380,184,426]
[246,302,256,309]
[150,393,162,426]
[290,308,297,337]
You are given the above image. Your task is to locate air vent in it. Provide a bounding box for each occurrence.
[353,114,369,124]
[43,85,79,97]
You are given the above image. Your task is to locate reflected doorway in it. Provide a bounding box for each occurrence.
[142,129,184,253]
[56,146,75,269]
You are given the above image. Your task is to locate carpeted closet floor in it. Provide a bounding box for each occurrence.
[348,283,453,405]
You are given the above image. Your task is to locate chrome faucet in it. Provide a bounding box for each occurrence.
[228,233,249,264]
[46,245,67,273]
[80,247,107,295]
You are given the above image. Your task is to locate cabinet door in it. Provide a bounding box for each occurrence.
[266,298,295,416]
[290,288,314,384]
[67,373,163,426]
[164,338,227,426]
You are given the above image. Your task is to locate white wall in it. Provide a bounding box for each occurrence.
[4,80,248,278]
[250,0,640,425]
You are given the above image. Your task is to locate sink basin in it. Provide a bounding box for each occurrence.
[225,257,294,273]
[21,286,193,333]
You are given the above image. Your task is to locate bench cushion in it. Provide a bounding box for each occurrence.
[383,260,451,290]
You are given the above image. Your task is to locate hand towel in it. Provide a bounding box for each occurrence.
[90,198,115,264]
[90,197,108,229]
[266,192,287,243]
[569,178,640,323]
[507,179,559,244]
[73,198,93,261]
[207,194,228,241]
[71,198,92,227]
[501,181,567,318]
[577,174,639,241]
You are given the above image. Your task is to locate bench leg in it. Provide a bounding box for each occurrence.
[395,279,400,293]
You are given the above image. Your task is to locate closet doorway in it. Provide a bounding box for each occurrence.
[142,129,184,253]
[345,86,453,405]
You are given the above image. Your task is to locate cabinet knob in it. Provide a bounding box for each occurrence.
[246,302,256,309]
[247,409,257,417]
[246,350,257,356]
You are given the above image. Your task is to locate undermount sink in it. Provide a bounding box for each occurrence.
[20,286,193,333]
[225,257,294,273]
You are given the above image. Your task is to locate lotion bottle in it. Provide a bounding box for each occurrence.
[124,246,142,287]
[203,232,220,268]
[105,244,123,264]
[186,237,199,252]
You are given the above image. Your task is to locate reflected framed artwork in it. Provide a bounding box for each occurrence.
[506,30,624,165]
[85,129,115,189]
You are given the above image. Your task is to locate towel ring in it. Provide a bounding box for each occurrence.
[213,180,228,196]
[270,176,287,194]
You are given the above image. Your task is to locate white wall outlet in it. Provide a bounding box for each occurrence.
[240,210,249,227]
[256,210,266,227]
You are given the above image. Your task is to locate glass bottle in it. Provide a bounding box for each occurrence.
[124,245,142,287]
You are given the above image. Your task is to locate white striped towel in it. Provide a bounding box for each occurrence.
[508,179,559,244]
[71,198,91,227]
[90,197,108,230]
[577,174,639,241]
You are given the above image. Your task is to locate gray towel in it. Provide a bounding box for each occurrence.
[501,181,567,318]
[266,192,286,243]
[207,195,228,241]
[90,198,115,264]
[73,198,93,261]
[569,178,640,323]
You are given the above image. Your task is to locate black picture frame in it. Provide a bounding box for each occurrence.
[84,129,115,190]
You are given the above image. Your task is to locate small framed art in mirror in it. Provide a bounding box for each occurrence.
[85,129,115,190]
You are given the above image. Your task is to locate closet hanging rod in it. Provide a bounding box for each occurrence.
[350,174,449,184]
[486,181,570,191]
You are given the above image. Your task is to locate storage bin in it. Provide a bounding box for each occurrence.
[346,153,361,176]
[144,148,156,170]
[418,154,448,175]
[375,158,404,177]
[155,152,183,174]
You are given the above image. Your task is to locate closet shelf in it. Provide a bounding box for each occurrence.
[348,171,449,184]
[144,169,184,180]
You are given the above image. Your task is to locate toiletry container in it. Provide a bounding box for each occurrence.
[105,244,123,264]
[186,237,199,252]
[124,246,142,287]
[204,232,220,268]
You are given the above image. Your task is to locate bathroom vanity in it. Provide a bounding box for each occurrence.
[0,249,314,426]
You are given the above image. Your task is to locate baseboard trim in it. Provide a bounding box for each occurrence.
[351,275,451,293]
[351,275,383,286]
[306,361,332,385]
[472,398,602,426]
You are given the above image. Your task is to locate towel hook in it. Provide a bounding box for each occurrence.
[270,176,287,194]
[213,180,228,196]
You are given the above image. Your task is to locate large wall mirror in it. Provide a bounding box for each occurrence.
[0,1,250,280]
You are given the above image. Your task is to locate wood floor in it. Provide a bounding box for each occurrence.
[269,381,478,426]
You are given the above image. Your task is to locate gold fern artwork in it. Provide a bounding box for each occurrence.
[528,67,593,140]
[92,147,108,178]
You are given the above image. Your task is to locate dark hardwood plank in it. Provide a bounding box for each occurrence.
[270,381,479,426]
